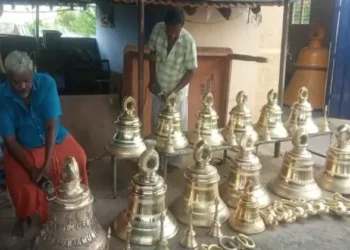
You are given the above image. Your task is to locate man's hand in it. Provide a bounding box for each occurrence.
[29,168,42,183]
[39,165,51,179]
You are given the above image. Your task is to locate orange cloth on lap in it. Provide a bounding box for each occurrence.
[4,134,88,224]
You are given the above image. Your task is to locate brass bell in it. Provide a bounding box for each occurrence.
[254,89,288,139]
[170,140,229,227]
[268,128,322,200]
[317,124,350,194]
[154,93,189,151]
[228,181,265,235]
[35,157,107,250]
[284,87,319,135]
[188,92,225,146]
[222,129,270,208]
[222,91,258,145]
[114,140,178,245]
[108,96,146,157]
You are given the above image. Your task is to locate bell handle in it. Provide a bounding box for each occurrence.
[292,128,309,148]
[202,92,214,107]
[298,87,309,101]
[194,140,212,164]
[236,91,247,105]
[122,96,136,113]
[336,124,350,146]
[267,89,277,104]
[165,92,178,107]
[239,130,256,151]
[139,140,160,173]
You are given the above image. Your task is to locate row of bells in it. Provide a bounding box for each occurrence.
[107,86,328,159]
[34,122,350,249]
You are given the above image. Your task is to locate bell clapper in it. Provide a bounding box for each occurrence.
[155,211,170,250]
[263,115,271,141]
[124,222,132,250]
[228,116,238,146]
[208,199,223,238]
[181,203,198,249]
[165,121,175,154]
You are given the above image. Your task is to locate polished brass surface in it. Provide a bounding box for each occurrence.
[155,211,170,250]
[124,223,132,250]
[222,91,258,145]
[188,92,225,146]
[207,199,223,238]
[108,96,146,157]
[228,181,265,235]
[35,157,106,250]
[170,140,229,227]
[260,198,329,227]
[254,89,288,140]
[284,87,319,135]
[222,129,270,209]
[154,93,189,151]
[180,204,198,249]
[322,193,350,216]
[219,234,256,250]
[317,124,350,194]
[114,140,178,246]
[268,128,322,200]
[320,105,331,132]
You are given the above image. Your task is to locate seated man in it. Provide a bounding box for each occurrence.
[0,51,88,237]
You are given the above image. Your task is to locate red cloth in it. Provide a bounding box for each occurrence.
[4,134,88,224]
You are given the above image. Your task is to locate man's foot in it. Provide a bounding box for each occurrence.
[12,218,30,238]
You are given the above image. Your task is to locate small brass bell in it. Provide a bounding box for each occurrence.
[207,199,223,238]
[188,92,225,146]
[222,129,270,209]
[170,140,229,227]
[284,87,319,135]
[268,128,322,200]
[108,96,146,157]
[320,105,331,132]
[114,140,178,245]
[155,211,170,250]
[154,93,189,151]
[254,89,288,139]
[180,204,198,249]
[222,91,258,145]
[317,124,350,194]
[35,157,107,250]
[228,181,265,235]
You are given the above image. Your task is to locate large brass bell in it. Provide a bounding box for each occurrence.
[317,124,350,194]
[188,92,225,146]
[284,87,319,135]
[222,91,258,144]
[228,181,265,235]
[255,89,288,139]
[268,128,322,200]
[108,96,146,157]
[114,140,178,245]
[170,140,229,227]
[154,93,189,151]
[222,129,270,208]
[35,157,107,250]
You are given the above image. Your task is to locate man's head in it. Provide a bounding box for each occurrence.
[164,8,184,43]
[4,50,34,99]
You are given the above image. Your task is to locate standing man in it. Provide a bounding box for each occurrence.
[148,7,198,168]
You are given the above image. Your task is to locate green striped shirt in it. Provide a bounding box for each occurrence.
[149,22,198,101]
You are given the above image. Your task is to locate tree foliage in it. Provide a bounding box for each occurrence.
[55,7,96,37]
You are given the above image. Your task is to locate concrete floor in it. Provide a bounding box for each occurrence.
[1,117,350,250]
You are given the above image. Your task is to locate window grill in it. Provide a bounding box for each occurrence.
[292,0,311,25]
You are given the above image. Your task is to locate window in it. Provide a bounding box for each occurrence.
[292,0,311,25]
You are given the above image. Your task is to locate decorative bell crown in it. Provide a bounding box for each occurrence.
[108,96,146,157]
[35,157,107,250]
[170,140,229,227]
[268,128,322,200]
[114,140,178,245]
